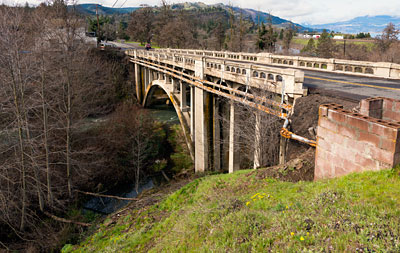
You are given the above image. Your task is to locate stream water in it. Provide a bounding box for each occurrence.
[147,103,180,125]
[83,180,154,214]
[84,102,179,214]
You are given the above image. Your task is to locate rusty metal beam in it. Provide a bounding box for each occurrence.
[133,57,293,111]
[131,58,288,118]
[131,57,317,148]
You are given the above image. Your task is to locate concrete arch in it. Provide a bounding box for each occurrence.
[142,80,194,160]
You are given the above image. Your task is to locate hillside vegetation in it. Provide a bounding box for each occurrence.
[63,167,400,252]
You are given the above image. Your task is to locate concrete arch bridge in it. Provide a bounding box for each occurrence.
[127,49,314,173]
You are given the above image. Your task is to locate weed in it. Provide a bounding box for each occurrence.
[64,169,400,252]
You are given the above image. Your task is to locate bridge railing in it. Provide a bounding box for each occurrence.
[156,48,400,79]
[126,49,306,98]
[203,58,305,98]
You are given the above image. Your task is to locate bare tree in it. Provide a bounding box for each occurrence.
[128,7,155,44]
[376,22,399,53]
[216,88,282,170]
[283,26,294,53]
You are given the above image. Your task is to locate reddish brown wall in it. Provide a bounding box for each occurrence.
[315,101,400,180]
[360,97,400,123]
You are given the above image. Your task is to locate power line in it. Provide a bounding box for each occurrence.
[111,0,119,8]
[119,0,128,8]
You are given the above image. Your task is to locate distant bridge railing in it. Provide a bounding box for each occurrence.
[126,49,307,99]
[156,48,400,80]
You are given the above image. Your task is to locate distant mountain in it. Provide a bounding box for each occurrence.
[170,2,317,32]
[306,15,400,35]
[75,2,318,32]
[232,7,312,32]
[75,4,139,15]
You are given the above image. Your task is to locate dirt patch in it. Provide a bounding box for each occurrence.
[286,94,358,162]
[250,148,315,182]
[291,94,357,139]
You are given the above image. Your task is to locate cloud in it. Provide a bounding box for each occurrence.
[3,0,400,24]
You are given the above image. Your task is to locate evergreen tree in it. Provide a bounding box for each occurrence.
[301,38,316,55]
[279,29,284,40]
[316,29,334,58]
[256,22,267,50]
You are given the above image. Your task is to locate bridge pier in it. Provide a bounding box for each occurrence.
[190,86,195,139]
[134,63,142,103]
[213,95,221,171]
[180,81,189,112]
[194,87,209,172]
[149,69,153,84]
[194,59,210,172]
[144,68,149,91]
[228,101,240,173]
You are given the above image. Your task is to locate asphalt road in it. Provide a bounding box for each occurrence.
[109,41,142,50]
[303,70,400,101]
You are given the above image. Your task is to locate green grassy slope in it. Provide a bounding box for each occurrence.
[63,168,400,252]
[293,38,375,50]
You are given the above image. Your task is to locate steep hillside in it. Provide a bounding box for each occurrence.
[75,2,315,32]
[307,15,400,35]
[63,167,400,252]
[171,2,313,32]
[74,4,139,15]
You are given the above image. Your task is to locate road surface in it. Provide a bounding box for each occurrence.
[303,70,400,101]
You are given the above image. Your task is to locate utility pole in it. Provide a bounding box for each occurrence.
[343,39,346,57]
[96,4,100,44]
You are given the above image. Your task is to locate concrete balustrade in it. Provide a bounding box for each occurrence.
[156,48,400,80]
[126,49,307,99]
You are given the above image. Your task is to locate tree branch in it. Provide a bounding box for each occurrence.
[75,189,139,201]
[43,211,91,227]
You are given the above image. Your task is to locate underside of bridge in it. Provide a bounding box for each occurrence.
[134,65,284,173]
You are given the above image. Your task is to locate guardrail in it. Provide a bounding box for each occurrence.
[156,48,400,80]
[126,49,306,99]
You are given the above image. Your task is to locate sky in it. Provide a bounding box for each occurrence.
[3,0,400,25]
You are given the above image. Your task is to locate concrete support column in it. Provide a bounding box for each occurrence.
[228,102,240,173]
[134,63,142,103]
[213,96,221,171]
[180,81,189,112]
[253,112,261,169]
[194,87,208,172]
[144,67,148,91]
[171,78,176,93]
[149,69,153,84]
[164,74,170,83]
[193,58,209,173]
[190,86,195,139]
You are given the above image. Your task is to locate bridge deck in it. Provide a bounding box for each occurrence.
[191,54,400,101]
